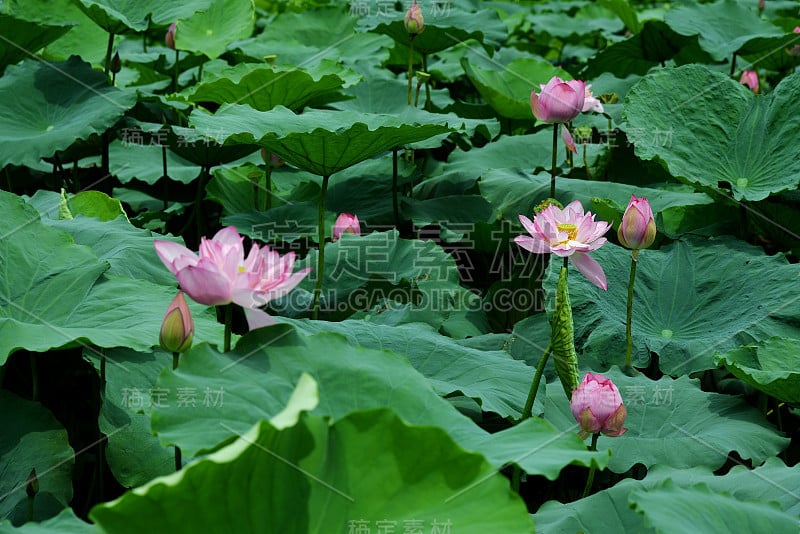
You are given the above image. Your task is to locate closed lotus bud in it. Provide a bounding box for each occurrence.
[159,291,194,353]
[570,373,627,439]
[26,468,39,498]
[165,22,177,50]
[404,0,424,36]
[260,148,284,168]
[110,52,121,74]
[332,213,361,241]
[618,195,656,250]
[739,70,759,94]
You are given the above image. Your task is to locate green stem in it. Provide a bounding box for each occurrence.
[625,250,639,368]
[407,39,415,106]
[521,343,552,420]
[195,166,207,243]
[581,433,600,498]
[103,32,114,78]
[422,53,431,111]
[313,175,331,319]
[392,148,400,228]
[264,152,272,211]
[172,49,179,93]
[162,146,169,210]
[172,351,182,470]
[197,59,204,82]
[27,495,34,522]
[223,305,233,353]
[549,123,558,199]
[729,52,737,78]
[583,142,591,179]
[30,353,38,402]
[172,351,180,371]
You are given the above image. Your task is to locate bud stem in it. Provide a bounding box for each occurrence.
[581,433,600,498]
[521,343,552,421]
[407,40,415,106]
[549,123,558,199]
[625,251,639,368]
[313,175,330,320]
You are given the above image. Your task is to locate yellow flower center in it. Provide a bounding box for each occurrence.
[557,223,578,242]
[238,266,246,273]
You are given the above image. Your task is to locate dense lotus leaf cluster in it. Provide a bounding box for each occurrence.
[0,0,799,532]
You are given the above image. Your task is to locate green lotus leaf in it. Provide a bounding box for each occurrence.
[173,0,254,59]
[73,0,213,34]
[625,64,800,201]
[714,337,800,403]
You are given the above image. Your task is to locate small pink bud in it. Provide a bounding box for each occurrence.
[159,291,194,353]
[332,213,361,241]
[165,23,177,50]
[404,1,425,36]
[570,373,627,439]
[739,70,759,94]
[618,195,656,250]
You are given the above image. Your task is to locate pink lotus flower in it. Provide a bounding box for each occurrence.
[514,200,611,290]
[159,291,193,353]
[570,372,627,439]
[165,23,176,50]
[739,70,759,93]
[154,227,311,330]
[404,0,424,35]
[618,195,656,250]
[581,84,604,114]
[332,213,361,241]
[530,77,585,124]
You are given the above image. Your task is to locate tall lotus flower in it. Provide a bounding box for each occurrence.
[530,77,585,124]
[514,200,611,290]
[154,227,311,329]
[165,22,176,50]
[332,213,361,241]
[570,373,627,439]
[160,291,194,353]
[404,0,425,36]
[739,70,759,93]
[618,195,656,250]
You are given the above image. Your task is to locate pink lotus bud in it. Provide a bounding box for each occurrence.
[617,195,656,250]
[165,23,177,50]
[159,291,194,353]
[739,70,759,93]
[260,148,284,168]
[332,213,361,241]
[404,0,425,36]
[570,373,627,439]
[794,26,800,33]
[530,76,586,123]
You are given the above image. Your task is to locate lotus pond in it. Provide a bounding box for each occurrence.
[1,0,799,532]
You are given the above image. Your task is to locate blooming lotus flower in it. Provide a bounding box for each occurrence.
[570,372,627,439]
[618,195,656,250]
[154,227,311,329]
[165,23,176,50]
[333,213,361,241]
[530,77,585,124]
[404,0,424,36]
[581,85,604,114]
[514,200,611,290]
[739,70,759,93]
[159,291,194,353]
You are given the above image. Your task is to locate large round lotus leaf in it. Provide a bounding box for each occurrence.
[173,0,254,59]
[0,57,136,168]
[462,57,574,120]
[714,337,800,403]
[92,409,534,533]
[184,63,347,111]
[532,458,800,532]
[358,1,506,55]
[72,0,213,34]
[664,0,784,61]
[630,482,799,533]
[189,104,452,176]
[0,14,72,74]
[543,368,788,473]
[540,238,800,375]
[0,391,74,523]
[149,325,608,479]
[625,64,800,201]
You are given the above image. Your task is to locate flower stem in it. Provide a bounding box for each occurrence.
[581,433,600,498]
[172,351,182,470]
[521,343,552,421]
[422,53,431,111]
[172,49,179,93]
[223,304,232,353]
[625,250,639,368]
[313,175,331,319]
[549,123,558,199]
[407,39,415,105]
